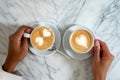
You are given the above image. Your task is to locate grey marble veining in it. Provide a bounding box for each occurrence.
[0,0,120,80]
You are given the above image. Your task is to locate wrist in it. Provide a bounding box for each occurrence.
[94,74,106,80]
[3,58,18,73]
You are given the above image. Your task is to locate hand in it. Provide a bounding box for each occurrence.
[90,39,114,80]
[3,25,32,73]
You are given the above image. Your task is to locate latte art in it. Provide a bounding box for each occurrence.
[30,26,55,50]
[35,29,52,46]
[75,34,88,48]
[35,37,43,46]
[70,29,94,54]
[43,29,51,37]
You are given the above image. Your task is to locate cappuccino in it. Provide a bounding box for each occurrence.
[69,29,94,54]
[30,26,55,50]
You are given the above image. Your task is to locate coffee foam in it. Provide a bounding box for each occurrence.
[43,29,51,37]
[75,34,88,48]
[31,26,54,50]
[70,29,94,53]
[35,37,43,46]
[35,29,52,46]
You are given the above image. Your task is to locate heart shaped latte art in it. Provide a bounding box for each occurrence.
[35,37,44,46]
[43,29,51,37]
[75,34,88,48]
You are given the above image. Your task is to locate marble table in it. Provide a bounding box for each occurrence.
[0,0,120,80]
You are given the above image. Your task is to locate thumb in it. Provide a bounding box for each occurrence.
[93,40,100,62]
[21,27,33,48]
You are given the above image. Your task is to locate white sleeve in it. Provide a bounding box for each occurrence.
[0,67,23,80]
[0,54,23,80]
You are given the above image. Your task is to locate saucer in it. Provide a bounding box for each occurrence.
[62,24,92,60]
[28,22,61,56]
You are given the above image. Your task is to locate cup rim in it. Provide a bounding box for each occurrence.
[30,26,55,51]
[69,27,95,54]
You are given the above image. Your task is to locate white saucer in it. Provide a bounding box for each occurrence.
[28,22,61,56]
[62,24,93,60]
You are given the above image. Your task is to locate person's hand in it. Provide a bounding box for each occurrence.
[3,25,32,73]
[90,39,114,80]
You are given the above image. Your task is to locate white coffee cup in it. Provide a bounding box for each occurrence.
[69,27,95,54]
[24,26,55,51]
[63,25,95,60]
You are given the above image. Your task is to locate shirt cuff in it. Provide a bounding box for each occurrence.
[0,67,23,80]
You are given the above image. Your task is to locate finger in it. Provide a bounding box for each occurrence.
[21,27,33,48]
[14,25,28,40]
[25,27,33,33]
[93,40,100,62]
[97,39,108,49]
[97,39,111,55]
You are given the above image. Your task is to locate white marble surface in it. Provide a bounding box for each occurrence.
[0,0,120,80]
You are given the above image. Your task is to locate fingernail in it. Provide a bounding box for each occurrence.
[95,40,100,47]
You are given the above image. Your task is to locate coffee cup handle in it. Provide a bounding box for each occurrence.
[23,33,31,38]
